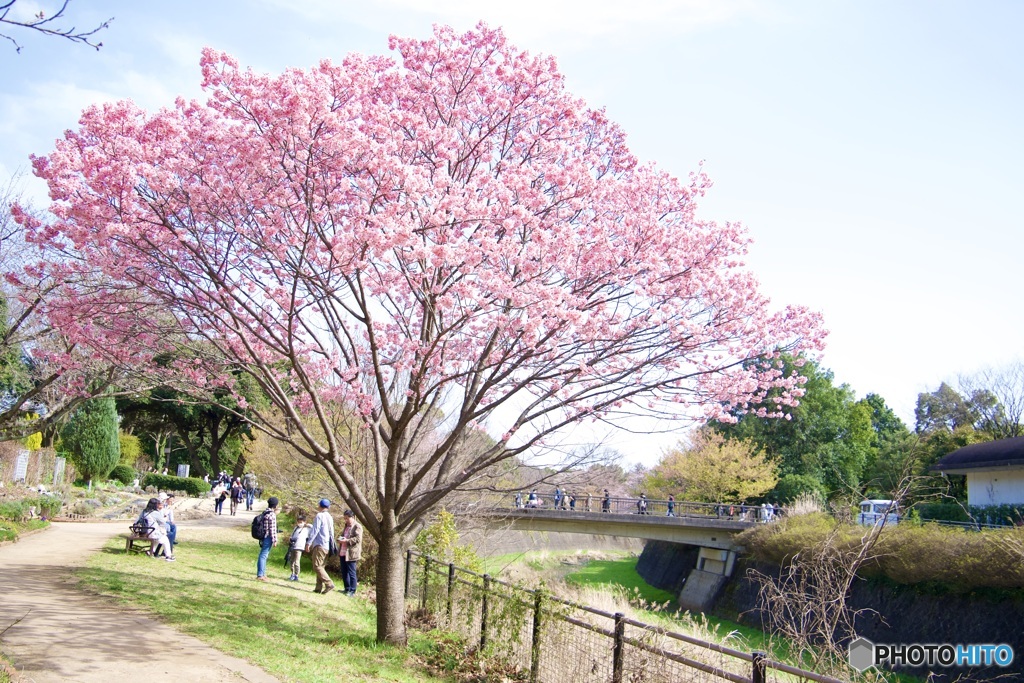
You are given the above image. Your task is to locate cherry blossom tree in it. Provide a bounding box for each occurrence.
[19,23,825,644]
[1,181,128,441]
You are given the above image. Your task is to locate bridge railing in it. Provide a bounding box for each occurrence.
[405,549,845,683]
[504,493,777,523]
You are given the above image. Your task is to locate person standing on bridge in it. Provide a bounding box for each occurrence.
[636,494,648,515]
[554,486,563,510]
[666,494,675,517]
[602,489,611,512]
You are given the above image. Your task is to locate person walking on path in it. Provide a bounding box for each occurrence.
[255,496,279,581]
[287,513,311,581]
[243,472,258,511]
[230,479,245,516]
[306,498,336,595]
[337,509,363,596]
[213,481,228,515]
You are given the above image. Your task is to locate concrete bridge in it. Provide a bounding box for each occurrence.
[478,506,752,551]
[469,497,770,611]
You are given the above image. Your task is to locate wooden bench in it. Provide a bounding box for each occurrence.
[125,523,155,554]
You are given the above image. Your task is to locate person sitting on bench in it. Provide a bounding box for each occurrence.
[136,498,175,562]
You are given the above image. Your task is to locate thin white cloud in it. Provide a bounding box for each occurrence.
[261,0,770,48]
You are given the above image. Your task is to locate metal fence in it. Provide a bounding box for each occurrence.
[405,550,845,683]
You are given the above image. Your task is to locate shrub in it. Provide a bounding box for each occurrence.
[36,495,63,518]
[0,500,25,521]
[118,432,143,466]
[60,394,120,481]
[70,500,96,516]
[969,504,1024,526]
[109,464,136,485]
[738,512,839,565]
[740,513,1024,592]
[913,502,970,523]
[140,473,207,497]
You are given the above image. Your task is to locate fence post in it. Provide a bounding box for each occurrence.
[752,650,766,683]
[530,590,543,683]
[480,574,491,651]
[405,550,413,599]
[612,612,625,683]
[446,562,456,621]
[421,556,431,611]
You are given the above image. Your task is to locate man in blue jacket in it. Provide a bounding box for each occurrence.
[305,498,336,595]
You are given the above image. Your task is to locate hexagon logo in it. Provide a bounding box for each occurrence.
[848,637,875,672]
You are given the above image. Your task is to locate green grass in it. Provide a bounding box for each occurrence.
[563,555,927,683]
[0,519,48,543]
[77,524,448,683]
[564,555,677,605]
[563,556,782,658]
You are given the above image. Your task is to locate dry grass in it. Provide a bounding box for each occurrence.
[740,513,1024,592]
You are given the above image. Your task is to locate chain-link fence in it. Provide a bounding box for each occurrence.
[406,550,845,683]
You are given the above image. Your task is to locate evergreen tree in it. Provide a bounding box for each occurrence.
[60,393,120,482]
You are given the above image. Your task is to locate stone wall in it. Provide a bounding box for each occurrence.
[635,539,699,592]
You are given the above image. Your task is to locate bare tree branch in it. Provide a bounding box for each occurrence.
[0,0,112,53]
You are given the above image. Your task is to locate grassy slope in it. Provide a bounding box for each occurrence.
[77,524,447,683]
[562,555,776,653]
[563,554,928,683]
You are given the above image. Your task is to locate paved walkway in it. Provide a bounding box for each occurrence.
[0,500,280,683]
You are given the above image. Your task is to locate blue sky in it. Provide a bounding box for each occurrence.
[2,1,1022,465]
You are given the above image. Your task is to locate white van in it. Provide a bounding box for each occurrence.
[857,499,899,526]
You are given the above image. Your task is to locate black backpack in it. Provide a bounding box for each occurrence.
[251,510,268,540]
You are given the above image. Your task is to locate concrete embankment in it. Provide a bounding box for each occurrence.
[637,541,1024,682]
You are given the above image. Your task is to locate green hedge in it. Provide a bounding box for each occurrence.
[914,502,1024,527]
[140,473,208,497]
[913,502,970,523]
[970,504,1024,527]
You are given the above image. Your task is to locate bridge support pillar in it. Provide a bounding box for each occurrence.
[677,547,736,612]
[696,547,736,577]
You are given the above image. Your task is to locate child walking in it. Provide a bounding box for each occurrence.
[287,513,311,581]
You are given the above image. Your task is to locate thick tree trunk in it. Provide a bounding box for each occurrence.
[231,452,246,479]
[375,532,409,646]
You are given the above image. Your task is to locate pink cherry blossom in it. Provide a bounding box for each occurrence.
[19,23,825,645]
